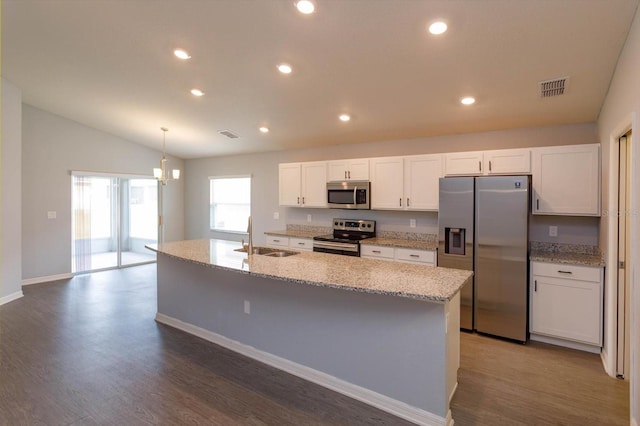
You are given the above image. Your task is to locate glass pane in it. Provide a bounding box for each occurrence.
[210,177,251,232]
[121,178,158,266]
[72,176,118,272]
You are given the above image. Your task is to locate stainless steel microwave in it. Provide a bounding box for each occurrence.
[327,181,370,209]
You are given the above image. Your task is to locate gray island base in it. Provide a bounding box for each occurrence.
[148,239,472,426]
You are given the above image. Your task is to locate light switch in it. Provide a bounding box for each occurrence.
[307,214,312,222]
[410,219,416,228]
[273,212,280,220]
[47,211,57,219]
[549,226,558,237]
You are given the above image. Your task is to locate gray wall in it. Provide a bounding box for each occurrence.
[185,122,599,246]
[22,105,185,280]
[1,79,23,301]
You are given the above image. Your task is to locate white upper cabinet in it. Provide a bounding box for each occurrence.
[370,157,404,209]
[404,154,443,211]
[532,144,600,216]
[444,151,484,176]
[445,149,530,176]
[278,162,327,208]
[327,159,370,181]
[484,148,531,174]
[370,155,442,211]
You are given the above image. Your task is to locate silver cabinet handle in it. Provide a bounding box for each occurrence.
[534,280,537,292]
[399,198,402,207]
[407,198,410,207]
[479,160,482,172]
[372,250,381,254]
[297,197,300,205]
[348,170,351,179]
[273,239,280,242]
[558,270,573,274]
[410,254,420,258]
[345,171,347,179]
[536,199,539,210]
[298,242,305,245]
[489,160,492,172]
[302,196,305,204]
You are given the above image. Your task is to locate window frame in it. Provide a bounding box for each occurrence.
[209,174,252,234]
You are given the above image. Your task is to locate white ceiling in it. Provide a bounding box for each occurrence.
[3,0,638,159]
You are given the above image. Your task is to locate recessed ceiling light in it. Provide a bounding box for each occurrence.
[460,96,476,105]
[339,114,351,122]
[428,21,448,35]
[191,89,205,97]
[277,63,293,74]
[174,49,191,60]
[259,126,270,133]
[295,0,315,14]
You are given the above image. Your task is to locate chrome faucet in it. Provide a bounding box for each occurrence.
[246,215,253,254]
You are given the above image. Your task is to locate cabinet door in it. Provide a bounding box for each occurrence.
[279,163,301,206]
[485,149,531,174]
[444,151,484,176]
[361,245,394,260]
[404,154,442,210]
[532,144,600,215]
[301,162,327,207]
[327,161,349,181]
[370,157,404,210]
[347,159,370,180]
[289,237,313,251]
[530,274,602,346]
[395,248,436,265]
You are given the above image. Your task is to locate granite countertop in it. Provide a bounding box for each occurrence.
[361,237,438,250]
[529,242,605,267]
[147,239,472,303]
[264,229,324,239]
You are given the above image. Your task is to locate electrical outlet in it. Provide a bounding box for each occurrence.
[410,219,416,228]
[47,211,57,219]
[307,214,312,222]
[549,226,558,237]
[244,300,251,315]
[273,212,279,220]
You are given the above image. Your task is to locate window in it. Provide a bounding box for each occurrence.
[210,176,251,232]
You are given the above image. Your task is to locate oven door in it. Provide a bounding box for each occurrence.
[312,240,360,257]
[327,181,370,209]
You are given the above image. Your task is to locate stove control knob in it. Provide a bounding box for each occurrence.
[334,221,339,226]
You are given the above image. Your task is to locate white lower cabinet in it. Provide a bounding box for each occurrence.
[530,261,603,350]
[265,235,313,251]
[361,245,436,266]
[266,235,289,248]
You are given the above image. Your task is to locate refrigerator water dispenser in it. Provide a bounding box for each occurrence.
[445,227,465,255]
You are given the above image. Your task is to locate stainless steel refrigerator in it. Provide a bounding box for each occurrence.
[438,176,529,342]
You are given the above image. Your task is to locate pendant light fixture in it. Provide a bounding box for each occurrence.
[153,127,180,185]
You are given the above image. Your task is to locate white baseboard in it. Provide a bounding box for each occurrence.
[0,290,24,305]
[530,333,601,354]
[156,312,448,426]
[22,273,73,286]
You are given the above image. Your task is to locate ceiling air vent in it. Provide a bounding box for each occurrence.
[218,129,240,139]
[538,77,569,98]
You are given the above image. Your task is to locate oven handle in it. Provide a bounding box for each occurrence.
[353,185,357,204]
[313,241,359,252]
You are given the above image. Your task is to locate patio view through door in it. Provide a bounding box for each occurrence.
[72,174,158,273]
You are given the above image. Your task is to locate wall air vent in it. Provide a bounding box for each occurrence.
[538,77,569,98]
[218,129,240,139]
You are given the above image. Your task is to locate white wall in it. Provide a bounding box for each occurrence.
[21,105,185,281]
[0,79,23,304]
[185,122,598,245]
[597,4,640,422]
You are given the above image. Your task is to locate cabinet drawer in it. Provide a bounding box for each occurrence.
[361,245,394,259]
[532,262,601,282]
[289,237,312,251]
[395,248,435,265]
[266,235,290,248]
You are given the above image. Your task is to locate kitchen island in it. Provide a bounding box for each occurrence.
[148,239,472,426]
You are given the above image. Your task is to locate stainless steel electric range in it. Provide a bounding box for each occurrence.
[312,219,376,257]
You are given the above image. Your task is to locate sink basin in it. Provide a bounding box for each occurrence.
[262,250,298,257]
[234,246,298,257]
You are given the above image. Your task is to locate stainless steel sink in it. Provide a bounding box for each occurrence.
[234,246,298,257]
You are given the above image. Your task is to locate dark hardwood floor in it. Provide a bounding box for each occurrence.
[0,264,629,425]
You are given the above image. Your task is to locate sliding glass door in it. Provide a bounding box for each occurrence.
[72,175,157,273]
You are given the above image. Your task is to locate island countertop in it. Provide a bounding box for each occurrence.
[147,239,472,303]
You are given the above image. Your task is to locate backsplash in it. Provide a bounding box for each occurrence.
[377,231,437,242]
[286,224,332,234]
